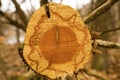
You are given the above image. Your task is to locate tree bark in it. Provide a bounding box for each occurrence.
[83,0,119,24]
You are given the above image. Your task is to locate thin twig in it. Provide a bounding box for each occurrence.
[0,11,26,31]
[12,0,28,25]
[94,39,120,49]
[80,69,106,80]
[65,74,78,80]
[83,0,120,24]
[101,27,120,35]
[40,0,48,6]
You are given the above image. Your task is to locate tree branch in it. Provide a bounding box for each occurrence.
[40,0,48,6]
[12,0,28,25]
[83,0,120,24]
[0,11,26,31]
[101,27,120,35]
[81,69,106,80]
[95,39,120,48]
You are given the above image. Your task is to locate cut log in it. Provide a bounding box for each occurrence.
[23,3,92,79]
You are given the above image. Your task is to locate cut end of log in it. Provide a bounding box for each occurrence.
[23,3,92,79]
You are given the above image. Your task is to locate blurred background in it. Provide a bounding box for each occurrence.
[0,0,120,80]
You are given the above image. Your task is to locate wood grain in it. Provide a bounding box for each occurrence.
[23,3,91,79]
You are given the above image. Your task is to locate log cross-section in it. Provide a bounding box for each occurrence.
[23,3,91,79]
